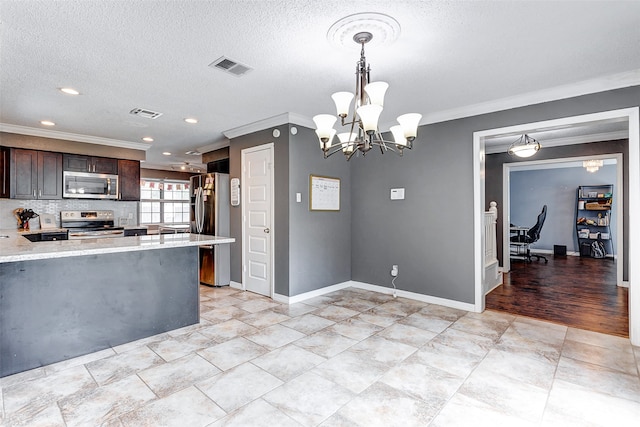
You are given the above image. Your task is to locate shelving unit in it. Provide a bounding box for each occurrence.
[576,184,613,259]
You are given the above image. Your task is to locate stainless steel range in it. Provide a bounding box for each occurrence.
[61,210,125,239]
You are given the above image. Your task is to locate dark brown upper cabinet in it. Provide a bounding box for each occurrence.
[118,159,140,201]
[10,149,63,199]
[0,147,9,198]
[63,154,118,174]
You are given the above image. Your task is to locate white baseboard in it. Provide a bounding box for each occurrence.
[274,281,353,305]
[349,281,476,312]
[485,282,502,296]
[247,279,475,313]
[230,281,244,290]
[276,280,475,312]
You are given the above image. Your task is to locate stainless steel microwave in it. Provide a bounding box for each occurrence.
[63,171,119,199]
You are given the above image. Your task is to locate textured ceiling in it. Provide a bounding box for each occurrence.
[1,0,639,168]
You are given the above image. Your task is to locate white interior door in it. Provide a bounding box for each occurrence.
[241,143,274,297]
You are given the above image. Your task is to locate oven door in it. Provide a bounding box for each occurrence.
[63,171,119,199]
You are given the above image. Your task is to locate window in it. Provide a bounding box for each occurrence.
[139,179,190,225]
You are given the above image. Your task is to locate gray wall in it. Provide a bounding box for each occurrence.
[351,123,475,303]
[228,125,290,295]
[487,139,629,280]
[288,125,351,295]
[351,86,639,305]
[228,124,351,297]
[510,164,617,253]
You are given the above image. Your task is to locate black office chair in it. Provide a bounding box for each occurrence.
[510,205,548,263]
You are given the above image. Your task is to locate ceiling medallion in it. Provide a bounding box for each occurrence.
[327,12,401,50]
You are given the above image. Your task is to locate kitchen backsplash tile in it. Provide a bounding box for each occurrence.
[0,199,138,229]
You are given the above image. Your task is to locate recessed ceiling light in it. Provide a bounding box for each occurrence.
[180,165,186,170]
[142,137,154,142]
[59,87,80,95]
[162,152,171,156]
[40,120,55,126]
[184,118,198,124]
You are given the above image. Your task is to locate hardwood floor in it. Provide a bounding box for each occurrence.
[485,254,628,337]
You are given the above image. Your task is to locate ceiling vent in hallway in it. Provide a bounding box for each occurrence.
[129,108,163,119]
[209,56,253,77]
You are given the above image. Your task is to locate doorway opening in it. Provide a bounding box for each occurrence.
[473,107,640,345]
[487,154,627,337]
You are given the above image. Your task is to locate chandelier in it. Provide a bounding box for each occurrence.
[507,134,541,158]
[313,32,422,160]
[583,159,603,173]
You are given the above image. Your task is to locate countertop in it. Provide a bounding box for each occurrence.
[0,230,234,263]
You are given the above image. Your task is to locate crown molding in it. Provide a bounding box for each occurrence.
[0,123,151,151]
[198,140,230,154]
[222,113,315,140]
[223,70,639,140]
[484,130,629,155]
[422,70,640,126]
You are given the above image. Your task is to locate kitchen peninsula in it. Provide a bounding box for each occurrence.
[0,231,234,377]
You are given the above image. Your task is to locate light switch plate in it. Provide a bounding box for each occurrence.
[296,192,302,203]
[390,188,405,200]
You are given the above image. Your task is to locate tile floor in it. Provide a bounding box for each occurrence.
[2,286,640,426]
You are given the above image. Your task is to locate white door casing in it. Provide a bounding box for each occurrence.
[473,107,640,346]
[241,143,274,297]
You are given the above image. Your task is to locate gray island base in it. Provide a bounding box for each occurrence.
[1,246,197,377]
[0,233,233,378]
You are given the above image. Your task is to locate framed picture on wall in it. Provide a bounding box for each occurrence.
[309,175,340,211]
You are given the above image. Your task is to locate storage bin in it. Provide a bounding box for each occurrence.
[589,232,600,239]
[580,242,592,257]
[585,202,610,210]
[600,233,610,240]
[554,245,567,257]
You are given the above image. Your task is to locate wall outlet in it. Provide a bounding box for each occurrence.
[391,264,398,277]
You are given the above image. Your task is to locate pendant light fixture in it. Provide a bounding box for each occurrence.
[507,134,542,158]
[313,30,422,160]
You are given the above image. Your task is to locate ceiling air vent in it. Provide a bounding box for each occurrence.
[129,108,163,119]
[209,56,253,77]
[185,150,201,156]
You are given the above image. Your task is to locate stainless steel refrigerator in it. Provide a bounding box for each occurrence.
[190,173,230,287]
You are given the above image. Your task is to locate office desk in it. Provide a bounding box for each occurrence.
[510,226,531,261]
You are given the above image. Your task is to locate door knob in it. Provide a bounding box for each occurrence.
[264,228,270,233]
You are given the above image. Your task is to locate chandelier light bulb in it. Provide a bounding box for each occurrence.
[357,104,383,134]
[331,92,354,117]
[364,82,389,107]
[337,132,357,143]
[312,114,337,143]
[338,132,357,153]
[389,125,407,147]
[314,128,337,150]
[397,113,422,140]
